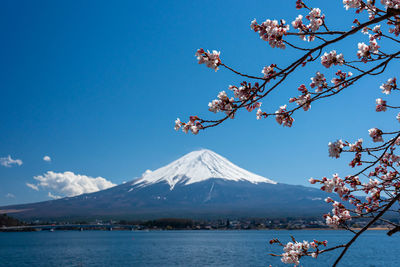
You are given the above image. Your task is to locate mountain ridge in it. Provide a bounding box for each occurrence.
[0,149,331,220]
[133,149,276,190]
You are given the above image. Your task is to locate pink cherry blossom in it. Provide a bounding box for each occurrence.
[388,21,400,36]
[256,108,263,120]
[321,50,344,68]
[375,98,387,112]
[368,128,384,142]
[343,0,364,10]
[357,38,379,62]
[195,48,221,71]
[292,8,325,41]
[381,0,400,9]
[310,72,327,92]
[262,64,277,80]
[372,25,382,38]
[324,200,351,227]
[174,118,182,131]
[328,140,344,158]
[208,91,235,118]
[331,70,353,88]
[280,240,311,265]
[177,116,203,135]
[291,15,304,31]
[380,78,396,95]
[250,18,289,49]
[307,8,324,32]
[349,138,363,152]
[275,105,294,127]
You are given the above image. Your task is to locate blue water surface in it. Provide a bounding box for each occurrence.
[0,230,399,266]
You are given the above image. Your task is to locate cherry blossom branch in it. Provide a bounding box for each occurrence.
[332,193,400,267]
[220,63,264,80]
[349,133,400,178]
[181,11,399,132]
[286,31,346,36]
[318,244,346,254]
[177,2,400,266]
[382,33,400,43]
[387,225,400,236]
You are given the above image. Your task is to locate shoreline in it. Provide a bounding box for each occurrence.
[0,227,391,232]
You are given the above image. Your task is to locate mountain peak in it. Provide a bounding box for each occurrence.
[133,149,276,190]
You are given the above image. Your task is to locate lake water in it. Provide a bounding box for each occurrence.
[0,230,399,266]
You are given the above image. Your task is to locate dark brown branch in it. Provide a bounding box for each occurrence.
[286,31,346,36]
[387,225,400,236]
[318,244,346,254]
[283,40,312,51]
[220,63,264,80]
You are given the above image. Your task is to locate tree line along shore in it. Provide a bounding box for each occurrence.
[1,215,397,232]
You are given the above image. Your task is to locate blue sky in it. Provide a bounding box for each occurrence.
[1,0,399,205]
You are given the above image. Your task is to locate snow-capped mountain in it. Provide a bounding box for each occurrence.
[1,149,332,220]
[134,149,276,190]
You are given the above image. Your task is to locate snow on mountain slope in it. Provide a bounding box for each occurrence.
[133,149,276,190]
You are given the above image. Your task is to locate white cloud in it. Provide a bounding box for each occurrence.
[43,155,51,162]
[5,193,15,198]
[0,155,23,167]
[48,192,61,199]
[31,171,116,198]
[26,183,39,191]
